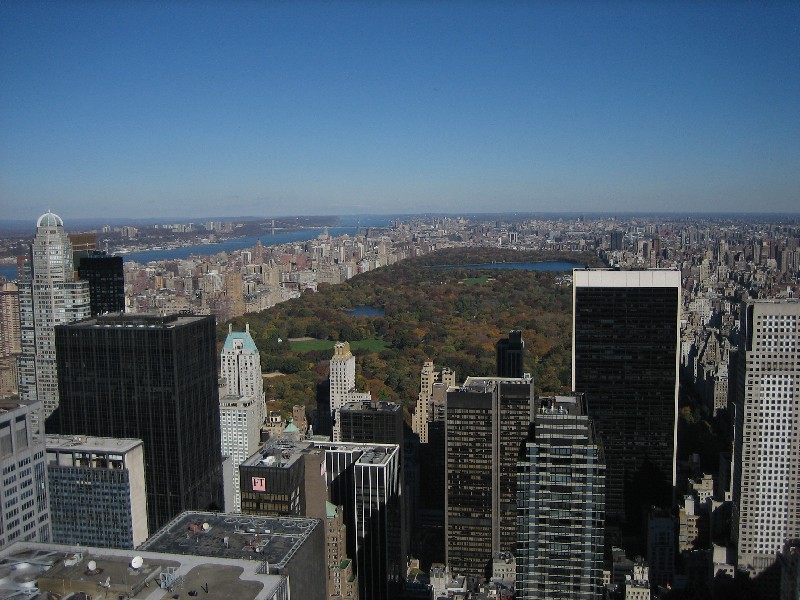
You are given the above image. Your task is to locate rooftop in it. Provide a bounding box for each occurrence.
[140,511,320,570]
[223,327,259,353]
[46,434,143,454]
[0,542,285,600]
[62,312,210,329]
[340,400,401,413]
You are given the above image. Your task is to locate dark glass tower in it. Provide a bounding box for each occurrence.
[496,330,524,378]
[445,376,533,581]
[55,313,223,533]
[339,400,403,448]
[76,252,125,316]
[572,270,680,554]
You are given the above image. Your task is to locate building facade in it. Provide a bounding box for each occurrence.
[516,394,605,600]
[572,269,680,553]
[55,313,224,533]
[45,434,148,548]
[0,399,50,549]
[445,375,534,581]
[17,213,90,418]
[731,300,800,578]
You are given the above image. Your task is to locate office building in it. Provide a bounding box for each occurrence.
[445,375,534,581]
[219,324,266,513]
[17,212,90,418]
[242,437,401,600]
[46,434,148,548]
[572,269,680,552]
[516,394,605,600]
[731,300,800,579]
[0,399,50,549]
[496,330,524,378]
[76,251,125,315]
[55,313,224,533]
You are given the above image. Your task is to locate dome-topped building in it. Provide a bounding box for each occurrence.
[36,211,64,228]
[17,211,90,418]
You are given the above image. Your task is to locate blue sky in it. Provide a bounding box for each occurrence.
[1,1,798,220]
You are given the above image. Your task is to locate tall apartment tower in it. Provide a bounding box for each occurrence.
[329,342,356,442]
[496,330,524,378]
[731,300,800,579]
[445,375,534,581]
[413,361,455,444]
[0,283,21,398]
[0,399,50,548]
[516,394,605,600]
[17,213,90,418]
[46,435,148,548]
[572,269,680,553]
[55,313,224,533]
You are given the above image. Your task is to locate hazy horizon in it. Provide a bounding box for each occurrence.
[2,1,798,220]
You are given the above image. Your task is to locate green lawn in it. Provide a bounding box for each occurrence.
[290,338,388,352]
[460,276,491,286]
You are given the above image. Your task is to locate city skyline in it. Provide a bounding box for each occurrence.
[1,1,798,220]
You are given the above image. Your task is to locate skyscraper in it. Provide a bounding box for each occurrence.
[330,342,355,442]
[55,313,224,533]
[17,213,90,418]
[76,252,125,316]
[496,330,524,378]
[219,324,266,512]
[572,269,680,553]
[328,342,370,442]
[731,300,800,579]
[516,394,605,600]
[413,361,455,444]
[445,375,534,580]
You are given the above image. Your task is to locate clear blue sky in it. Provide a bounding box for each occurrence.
[1,1,798,220]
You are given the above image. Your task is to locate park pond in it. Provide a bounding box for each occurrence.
[346,305,385,317]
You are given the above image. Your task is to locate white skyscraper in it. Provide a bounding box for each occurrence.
[219,323,266,512]
[17,213,90,418]
[220,323,266,423]
[732,299,800,577]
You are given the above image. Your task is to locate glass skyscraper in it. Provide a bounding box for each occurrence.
[516,394,605,600]
[572,269,680,554]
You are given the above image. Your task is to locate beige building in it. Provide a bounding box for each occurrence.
[412,361,455,443]
[46,435,148,549]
